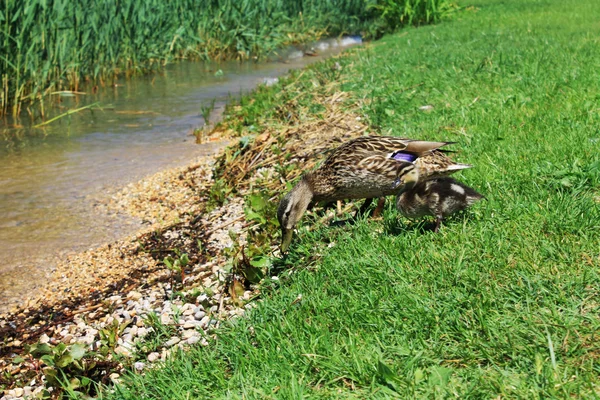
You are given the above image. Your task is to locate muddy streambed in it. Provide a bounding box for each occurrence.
[0,38,361,310]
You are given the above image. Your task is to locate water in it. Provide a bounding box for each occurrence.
[0,38,361,309]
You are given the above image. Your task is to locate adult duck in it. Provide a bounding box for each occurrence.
[277,135,471,251]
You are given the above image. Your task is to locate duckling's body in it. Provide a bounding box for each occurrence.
[277,135,472,250]
[396,173,484,232]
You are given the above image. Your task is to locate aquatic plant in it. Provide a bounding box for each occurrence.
[0,0,454,118]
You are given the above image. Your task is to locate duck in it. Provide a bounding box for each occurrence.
[394,163,484,232]
[277,135,472,251]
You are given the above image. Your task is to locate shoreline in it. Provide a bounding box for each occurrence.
[0,55,372,396]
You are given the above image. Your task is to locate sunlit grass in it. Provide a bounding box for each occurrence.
[105,0,600,398]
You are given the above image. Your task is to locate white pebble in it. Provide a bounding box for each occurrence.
[160,313,172,325]
[137,327,148,337]
[147,352,160,362]
[182,330,197,339]
[128,291,143,301]
[187,336,200,345]
[165,337,180,347]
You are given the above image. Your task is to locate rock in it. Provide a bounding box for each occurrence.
[86,328,98,336]
[147,352,160,362]
[160,313,172,325]
[134,362,145,371]
[39,334,50,344]
[22,386,32,397]
[62,334,73,344]
[80,335,95,345]
[182,330,197,339]
[209,305,218,313]
[137,327,148,337]
[114,346,132,357]
[165,337,180,347]
[108,295,122,303]
[187,336,200,345]
[197,294,209,303]
[128,291,143,301]
[13,388,24,397]
[183,321,197,329]
[194,311,206,320]
[199,315,210,328]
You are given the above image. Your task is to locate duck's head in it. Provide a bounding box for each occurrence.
[277,177,314,253]
[394,163,420,191]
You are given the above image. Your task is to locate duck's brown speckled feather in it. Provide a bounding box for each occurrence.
[305,135,468,201]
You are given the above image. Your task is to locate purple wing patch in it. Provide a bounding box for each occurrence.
[391,152,418,163]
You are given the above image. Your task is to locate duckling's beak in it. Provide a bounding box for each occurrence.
[392,177,405,190]
[280,228,294,253]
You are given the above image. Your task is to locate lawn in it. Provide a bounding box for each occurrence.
[106,0,600,398]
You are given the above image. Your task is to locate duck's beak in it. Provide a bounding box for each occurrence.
[280,228,294,253]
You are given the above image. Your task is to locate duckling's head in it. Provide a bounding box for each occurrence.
[277,177,314,253]
[394,163,420,191]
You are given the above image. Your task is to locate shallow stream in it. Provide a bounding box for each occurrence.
[0,38,360,308]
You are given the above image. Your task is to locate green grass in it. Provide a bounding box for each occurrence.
[0,0,451,118]
[105,0,600,398]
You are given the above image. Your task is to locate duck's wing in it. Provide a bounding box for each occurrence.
[356,154,410,180]
[393,139,455,155]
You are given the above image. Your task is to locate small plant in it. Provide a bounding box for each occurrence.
[26,342,115,398]
[136,312,178,355]
[200,98,217,124]
[163,249,190,284]
[99,318,130,351]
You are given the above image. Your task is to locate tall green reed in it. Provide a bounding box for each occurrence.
[0,0,454,118]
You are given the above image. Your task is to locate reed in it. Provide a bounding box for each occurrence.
[0,0,453,118]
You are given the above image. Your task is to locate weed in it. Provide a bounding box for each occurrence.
[163,249,190,284]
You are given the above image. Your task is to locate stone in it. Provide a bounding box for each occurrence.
[183,321,197,329]
[134,362,145,371]
[160,313,172,325]
[108,295,122,303]
[128,291,143,301]
[39,334,50,344]
[199,315,210,327]
[187,336,200,345]
[147,352,160,362]
[137,327,148,337]
[164,337,180,347]
[194,311,206,320]
[114,346,132,357]
[80,335,95,345]
[182,330,197,339]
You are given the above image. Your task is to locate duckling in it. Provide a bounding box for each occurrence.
[395,163,484,232]
[277,135,472,251]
